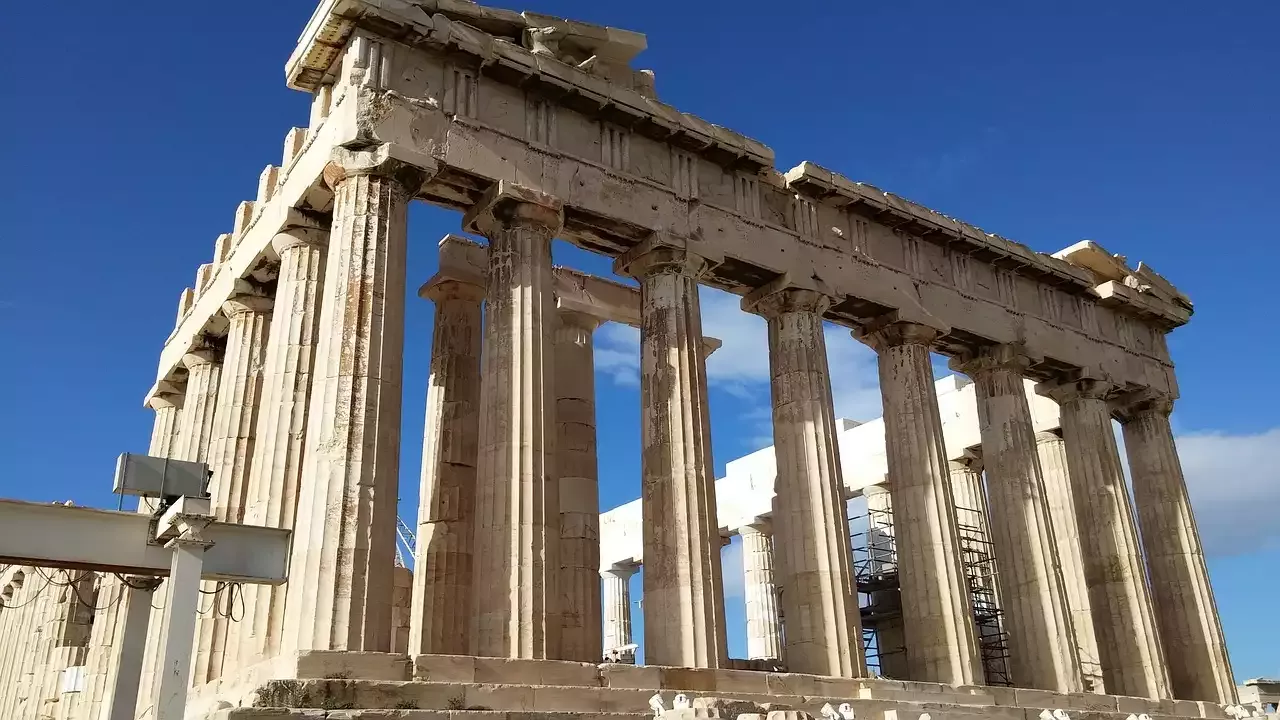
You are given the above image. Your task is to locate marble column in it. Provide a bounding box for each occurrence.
[465,182,562,659]
[1117,392,1236,703]
[1036,431,1105,692]
[953,347,1083,692]
[601,565,636,661]
[238,221,329,667]
[614,241,727,669]
[198,288,273,684]
[857,320,981,686]
[409,270,484,656]
[283,148,426,653]
[744,282,863,676]
[1037,377,1171,699]
[138,347,222,708]
[739,522,783,662]
[555,309,603,662]
[148,391,185,459]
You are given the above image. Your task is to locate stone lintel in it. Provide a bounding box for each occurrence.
[462,180,563,237]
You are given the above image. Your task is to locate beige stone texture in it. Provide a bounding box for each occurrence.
[392,566,413,655]
[857,320,982,686]
[1036,430,1105,693]
[466,181,563,659]
[952,346,1083,692]
[138,346,224,709]
[411,268,485,656]
[601,566,636,657]
[1115,393,1235,703]
[198,288,274,684]
[738,523,782,663]
[744,282,862,677]
[555,309,604,663]
[282,147,426,654]
[1037,378,1171,699]
[237,222,330,669]
[613,240,727,669]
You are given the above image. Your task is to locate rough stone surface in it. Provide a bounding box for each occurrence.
[555,309,604,663]
[615,242,727,670]
[1035,431,1106,693]
[1037,378,1171,699]
[1116,394,1236,704]
[238,224,330,668]
[468,184,563,659]
[738,523,782,663]
[283,152,421,654]
[411,271,484,656]
[952,346,1082,693]
[746,284,862,677]
[858,321,982,686]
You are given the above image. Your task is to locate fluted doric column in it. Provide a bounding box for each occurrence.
[555,308,604,662]
[738,522,783,662]
[198,287,273,684]
[601,564,636,661]
[1115,392,1235,703]
[237,221,329,667]
[857,319,981,685]
[410,268,485,655]
[283,147,427,653]
[952,346,1083,692]
[465,181,562,659]
[1037,377,1170,699]
[744,281,863,676]
[137,346,222,708]
[1035,430,1105,692]
[614,239,727,669]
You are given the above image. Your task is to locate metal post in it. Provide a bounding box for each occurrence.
[103,578,159,720]
[152,536,210,719]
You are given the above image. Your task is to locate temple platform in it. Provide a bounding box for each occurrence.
[189,653,1230,720]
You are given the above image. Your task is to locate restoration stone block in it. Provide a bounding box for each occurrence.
[600,663,662,690]
[414,654,477,683]
[291,651,412,681]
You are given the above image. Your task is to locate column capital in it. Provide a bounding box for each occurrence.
[462,180,563,237]
[1035,429,1063,445]
[741,275,832,318]
[1035,373,1119,404]
[271,220,330,257]
[221,280,274,317]
[601,563,638,581]
[418,271,485,304]
[146,389,186,412]
[1111,388,1175,422]
[854,317,944,352]
[555,308,603,346]
[949,448,984,474]
[948,342,1039,377]
[322,144,435,193]
[181,342,223,369]
[612,236,721,280]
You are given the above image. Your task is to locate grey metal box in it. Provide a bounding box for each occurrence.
[112,453,209,498]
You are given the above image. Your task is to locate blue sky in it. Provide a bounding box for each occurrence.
[2,0,1276,680]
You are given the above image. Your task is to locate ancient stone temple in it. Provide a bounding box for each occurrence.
[0,1,1248,719]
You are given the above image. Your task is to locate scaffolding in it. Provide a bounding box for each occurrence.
[850,501,1012,685]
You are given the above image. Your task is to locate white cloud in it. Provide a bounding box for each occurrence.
[1172,427,1280,557]
[594,323,640,386]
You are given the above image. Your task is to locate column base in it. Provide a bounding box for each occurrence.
[179,653,1229,720]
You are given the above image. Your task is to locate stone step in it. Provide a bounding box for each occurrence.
[210,678,1204,720]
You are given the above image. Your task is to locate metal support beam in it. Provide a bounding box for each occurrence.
[0,498,289,583]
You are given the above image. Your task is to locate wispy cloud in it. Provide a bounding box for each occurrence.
[1173,427,1280,556]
